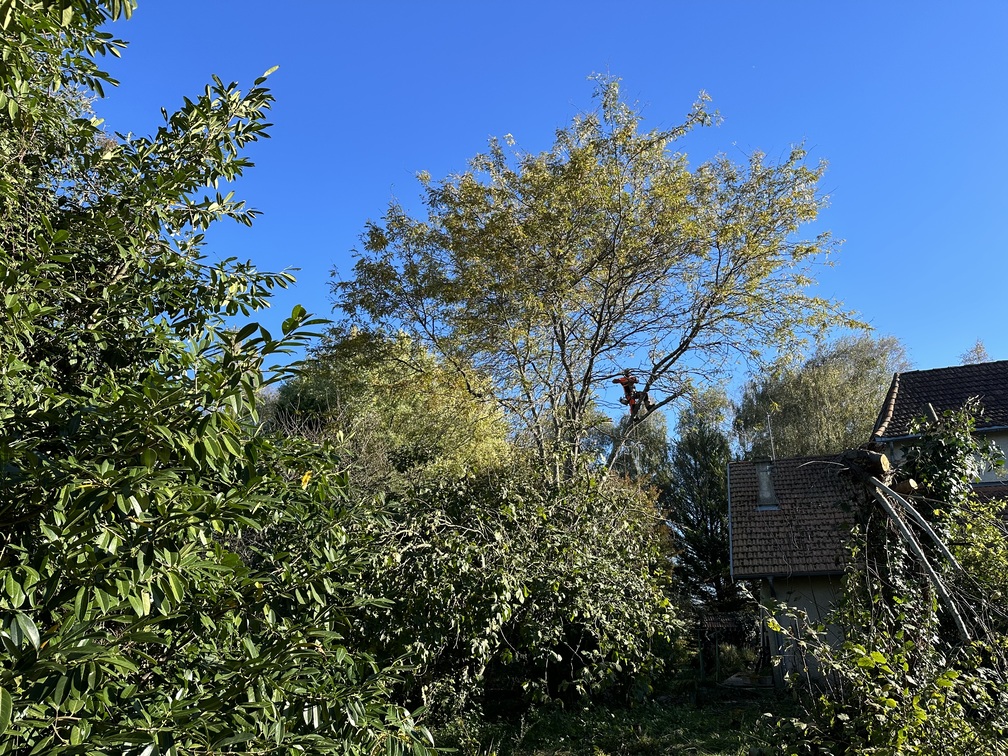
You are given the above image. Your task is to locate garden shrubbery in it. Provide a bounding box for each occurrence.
[348,462,680,721]
[0,3,434,751]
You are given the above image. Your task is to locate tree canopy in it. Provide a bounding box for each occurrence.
[960,338,992,365]
[334,76,855,475]
[267,329,511,490]
[734,334,909,459]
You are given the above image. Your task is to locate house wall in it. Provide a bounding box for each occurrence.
[760,574,844,687]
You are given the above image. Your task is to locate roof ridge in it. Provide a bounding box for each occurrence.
[899,358,1008,377]
[729,453,845,466]
[872,372,901,440]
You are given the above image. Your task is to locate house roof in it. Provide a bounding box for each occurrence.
[872,360,1008,441]
[973,481,1008,504]
[728,456,859,580]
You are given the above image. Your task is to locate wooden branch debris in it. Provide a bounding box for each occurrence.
[867,475,970,643]
[838,444,973,641]
[868,476,961,570]
[841,448,891,479]
[891,478,919,495]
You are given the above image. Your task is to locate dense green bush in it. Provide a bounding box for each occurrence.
[0,2,432,752]
[274,341,682,722]
[346,462,681,721]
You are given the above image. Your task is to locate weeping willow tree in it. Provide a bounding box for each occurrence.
[735,335,909,459]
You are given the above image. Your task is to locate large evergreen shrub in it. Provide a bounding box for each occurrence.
[0,2,431,752]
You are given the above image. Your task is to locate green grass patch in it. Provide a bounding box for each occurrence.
[435,694,787,755]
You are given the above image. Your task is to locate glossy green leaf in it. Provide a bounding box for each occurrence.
[74,586,89,622]
[0,686,11,733]
[13,612,39,650]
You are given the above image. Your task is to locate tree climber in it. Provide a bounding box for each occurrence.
[612,369,653,420]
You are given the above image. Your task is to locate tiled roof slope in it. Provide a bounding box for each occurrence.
[729,456,858,580]
[872,360,1008,440]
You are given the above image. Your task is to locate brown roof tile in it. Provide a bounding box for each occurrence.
[728,456,858,580]
[872,360,1008,440]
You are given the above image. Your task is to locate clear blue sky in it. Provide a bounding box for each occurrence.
[96,1,1008,376]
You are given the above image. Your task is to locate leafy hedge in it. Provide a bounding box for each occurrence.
[351,464,681,720]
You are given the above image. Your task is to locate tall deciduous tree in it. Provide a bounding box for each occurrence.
[334,76,855,477]
[734,334,909,459]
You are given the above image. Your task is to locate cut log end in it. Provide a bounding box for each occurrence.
[892,478,919,495]
[843,448,892,477]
